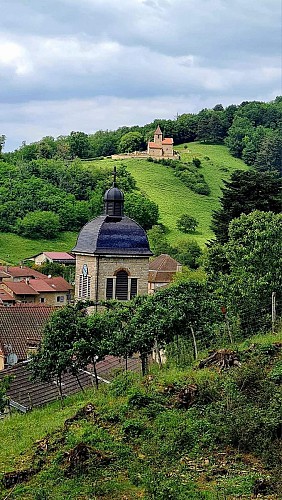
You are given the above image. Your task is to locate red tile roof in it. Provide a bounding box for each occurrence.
[2,282,39,295]
[0,290,14,302]
[43,252,75,261]
[43,276,73,292]
[149,254,181,272]
[27,277,72,293]
[0,355,142,410]
[0,363,94,410]
[27,279,54,292]
[0,266,46,279]
[162,138,173,145]
[148,142,162,149]
[149,254,181,284]
[0,305,55,360]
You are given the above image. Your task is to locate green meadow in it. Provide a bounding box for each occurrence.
[0,232,77,265]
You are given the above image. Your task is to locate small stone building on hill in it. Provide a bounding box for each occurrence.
[72,172,152,303]
[147,125,174,158]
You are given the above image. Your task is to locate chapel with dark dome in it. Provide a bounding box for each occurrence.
[72,168,152,302]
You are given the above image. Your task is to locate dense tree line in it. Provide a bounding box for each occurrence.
[3,97,281,177]
[0,159,159,238]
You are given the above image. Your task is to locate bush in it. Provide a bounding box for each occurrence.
[176,214,199,233]
[122,418,146,439]
[192,158,201,168]
[16,210,60,239]
[174,239,202,268]
[175,168,210,195]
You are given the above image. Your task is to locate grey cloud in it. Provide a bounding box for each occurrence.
[0,0,280,150]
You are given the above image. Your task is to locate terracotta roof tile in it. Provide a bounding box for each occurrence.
[43,276,73,292]
[0,355,142,410]
[0,363,94,410]
[43,252,75,261]
[148,270,175,283]
[148,142,162,149]
[2,282,39,295]
[0,266,46,279]
[149,254,181,272]
[162,138,173,145]
[0,305,55,360]
[28,279,54,292]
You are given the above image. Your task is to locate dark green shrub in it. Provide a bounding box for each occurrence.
[192,158,201,167]
[176,214,199,233]
[269,361,282,384]
[122,418,146,439]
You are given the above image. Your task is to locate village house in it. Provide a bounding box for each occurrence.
[0,304,55,370]
[0,265,47,283]
[26,252,75,266]
[148,254,182,294]
[147,125,175,158]
[0,275,73,306]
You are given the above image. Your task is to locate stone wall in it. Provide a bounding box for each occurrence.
[75,254,149,302]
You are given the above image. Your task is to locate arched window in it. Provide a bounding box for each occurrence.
[115,270,129,301]
[106,270,138,300]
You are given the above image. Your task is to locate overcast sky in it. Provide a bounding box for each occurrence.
[1,0,281,151]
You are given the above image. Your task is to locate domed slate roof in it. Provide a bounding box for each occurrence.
[72,215,152,256]
[104,187,124,201]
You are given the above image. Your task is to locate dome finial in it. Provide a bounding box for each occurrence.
[104,166,124,217]
[112,165,117,187]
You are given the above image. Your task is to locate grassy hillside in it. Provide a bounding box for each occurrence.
[0,331,281,499]
[0,143,248,263]
[0,232,77,265]
[85,143,248,247]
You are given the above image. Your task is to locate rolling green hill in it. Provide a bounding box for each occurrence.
[86,142,249,247]
[0,143,248,263]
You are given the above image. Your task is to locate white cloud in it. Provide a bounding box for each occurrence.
[0,40,32,75]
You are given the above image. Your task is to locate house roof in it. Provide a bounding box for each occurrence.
[149,254,181,272]
[0,266,46,279]
[0,363,94,411]
[0,355,141,411]
[148,142,162,149]
[27,277,72,293]
[148,254,181,284]
[42,277,73,292]
[3,282,39,296]
[0,290,14,302]
[162,138,173,145]
[43,252,75,261]
[148,271,176,284]
[0,305,55,360]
